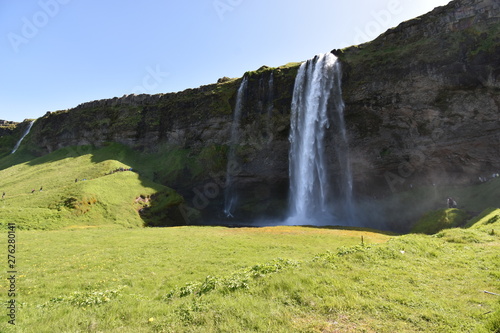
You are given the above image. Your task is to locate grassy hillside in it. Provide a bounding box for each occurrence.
[0,143,184,230]
[0,217,498,332]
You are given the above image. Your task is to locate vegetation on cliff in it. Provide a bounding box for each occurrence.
[0,120,30,158]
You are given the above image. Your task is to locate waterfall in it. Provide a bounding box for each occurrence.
[267,71,274,115]
[223,76,248,217]
[11,120,35,154]
[287,53,354,225]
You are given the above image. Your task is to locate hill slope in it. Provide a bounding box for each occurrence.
[0,143,185,230]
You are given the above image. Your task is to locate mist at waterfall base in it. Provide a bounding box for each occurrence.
[216,53,373,229]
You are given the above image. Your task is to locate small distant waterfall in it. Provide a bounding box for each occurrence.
[287,53,354,225]
[223,76,248,217]
[267,71,274,115]
[11,120,35,154]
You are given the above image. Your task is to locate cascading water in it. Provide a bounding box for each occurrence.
[223,76,248,217]
[287,53,354,225]
[11,120,35,154]
[267,71,274,115]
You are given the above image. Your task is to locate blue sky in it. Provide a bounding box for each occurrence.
[1,0,451,122]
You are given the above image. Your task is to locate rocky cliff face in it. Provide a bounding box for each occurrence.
[6,0,500,226]
[0,121,16,137]
[21,65,298,222]
[0,120,21,156]
[340,0,500,196]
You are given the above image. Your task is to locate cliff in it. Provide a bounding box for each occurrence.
[2,0,499,227]
[0,120,20,156]
[340,0,500,195]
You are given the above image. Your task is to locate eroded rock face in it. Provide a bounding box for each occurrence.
[0,121,17,137]
[13,0,500,225]
[341,0,500,195]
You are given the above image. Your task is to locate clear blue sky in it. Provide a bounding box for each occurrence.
[1,0,450,122]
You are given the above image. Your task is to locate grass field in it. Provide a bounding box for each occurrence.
[0,218,498,332]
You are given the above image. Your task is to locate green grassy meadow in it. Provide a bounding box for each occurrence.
[0,144,499,332]
[0,220,498,332]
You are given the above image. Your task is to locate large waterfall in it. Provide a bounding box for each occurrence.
[223,76,248,217]
[11,120,35,154]
[287,53,354,225]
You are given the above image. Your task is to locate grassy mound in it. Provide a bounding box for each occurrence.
[0,144,184,230]
[466,208,500,230]
[411,208,471,234]
[411,207,500,236]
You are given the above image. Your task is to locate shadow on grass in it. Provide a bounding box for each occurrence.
[0,145,37,170]
[24,143,138,167]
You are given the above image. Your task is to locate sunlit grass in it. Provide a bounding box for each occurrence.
[0,144,180,229]
[0,220,497,332]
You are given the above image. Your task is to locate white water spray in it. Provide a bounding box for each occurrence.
[287,53,354,225]
[223,76,248,217]
[11,120,35,154]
